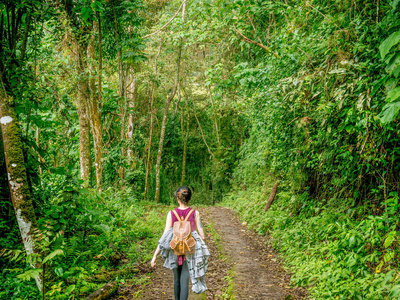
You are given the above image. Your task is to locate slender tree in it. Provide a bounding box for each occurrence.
[144,39,163,200]
[62,0,93,183]
[126,69,136,160]
[154,30,184,202]
[88,20,103,188]
[154,1,186,202]
[144,88,154,200]
[76,41,92,183]
[154,51,181,202]
[119,60,127,181]
[181,96,189,185]
[0,87,42,292]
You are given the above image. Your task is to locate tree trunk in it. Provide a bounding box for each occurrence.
[154,48,182,202]
[76,43,91,183]
[35,127,42,176]
[126,23,136,164]
[265,181,279,212]
[88,21,103,189]
[181,123,188,185]
[154,2,185,203]
[126,69,136,162]
[62,1,93,184]
[98,15,102,109]
[0,88,42,292]
[119,55,127,181]
[144,88,154,200]
[19,12,30,60]
[144,39,162,200]
[181,99,189,185]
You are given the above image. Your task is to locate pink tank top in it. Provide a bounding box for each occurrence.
[171,207,196,232]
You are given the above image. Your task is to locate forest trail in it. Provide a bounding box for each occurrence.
[116,207,306,299]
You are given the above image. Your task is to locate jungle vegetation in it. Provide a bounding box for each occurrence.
[1,0,400,299]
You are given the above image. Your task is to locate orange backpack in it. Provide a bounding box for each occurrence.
[170,209,196,256]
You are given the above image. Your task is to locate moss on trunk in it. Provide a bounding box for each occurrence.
[0,89,42,292]
[76,43,92,183]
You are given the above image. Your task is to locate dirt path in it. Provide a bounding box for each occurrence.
[204,206,306,299]
[114,206,306,299]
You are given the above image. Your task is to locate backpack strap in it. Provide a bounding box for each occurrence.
[171,209,194,221]
[171,209,180,220]
[184,209,194,221]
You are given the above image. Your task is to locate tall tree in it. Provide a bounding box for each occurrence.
[126,69,136,160]
[62,0,93,183]
[88,18,103,188]
[0,88,42,292]
[0,2,43,292]
[76,41,92,183]
[125,24,137,163]
[181,96,189,185]
[154,1,186,202]
[144,39,162,200]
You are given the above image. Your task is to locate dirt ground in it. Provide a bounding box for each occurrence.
[203,206,307,300]
[113,206,307,300]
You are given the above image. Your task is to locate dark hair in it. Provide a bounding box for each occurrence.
[174,186,192,204]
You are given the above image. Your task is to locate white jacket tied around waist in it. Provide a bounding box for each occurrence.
[158,227,210,294]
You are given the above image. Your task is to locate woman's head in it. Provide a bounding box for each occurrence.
[174,186,192,204]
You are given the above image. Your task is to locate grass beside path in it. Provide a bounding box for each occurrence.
[222,187,400,299]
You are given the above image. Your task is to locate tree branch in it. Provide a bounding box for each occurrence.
[191,98,214,158]
[233,24,280,59]
[142,0,186,39]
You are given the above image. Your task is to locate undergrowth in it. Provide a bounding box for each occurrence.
[1,187,166,299]
[223,185,400,300]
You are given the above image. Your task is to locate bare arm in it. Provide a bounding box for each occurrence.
[151,211,172,267]
[195,210,205,240]
[163,211,173,235]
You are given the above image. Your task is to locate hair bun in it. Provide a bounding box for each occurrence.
[175,186,192,203]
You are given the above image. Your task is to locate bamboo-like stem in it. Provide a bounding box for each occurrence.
[144,40,163,200]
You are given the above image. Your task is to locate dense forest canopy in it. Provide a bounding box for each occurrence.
[1,0,400,298]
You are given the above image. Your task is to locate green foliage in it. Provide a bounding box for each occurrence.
[2,0,400,298]
[207,0,400,209]
[0,188,167,299]
[378,8,400,124]
[224,185,400,299]
[380,31,400,60]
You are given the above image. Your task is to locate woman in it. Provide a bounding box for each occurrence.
[150,186,209,300]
